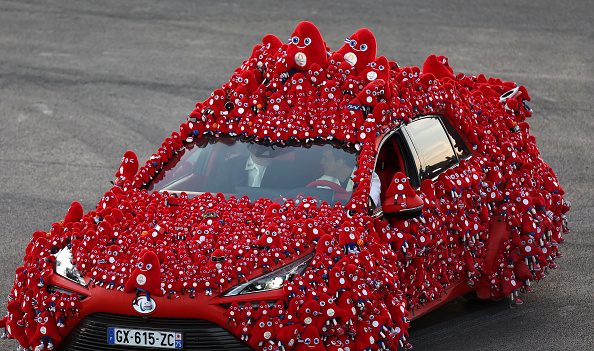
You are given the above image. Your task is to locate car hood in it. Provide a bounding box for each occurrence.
[47,187,375,296]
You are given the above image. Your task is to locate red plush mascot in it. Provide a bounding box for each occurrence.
[114,150,139,186]
[336,28,377,73]
[124,250,163,298]
[383,172,423,213]
[276,21,328,73]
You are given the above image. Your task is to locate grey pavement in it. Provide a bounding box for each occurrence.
[0,0,592,350]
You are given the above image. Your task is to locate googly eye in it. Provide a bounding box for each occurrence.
[137,262,144,269]
[379,65,385,70]
[304,37,311,45]
[145,263,153,270]
[360,44,368,51]
[349,39,357,47]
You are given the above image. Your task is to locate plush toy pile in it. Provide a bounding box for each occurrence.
[2,21,570,351]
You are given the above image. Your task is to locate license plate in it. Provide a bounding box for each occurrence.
[107,327,183,349]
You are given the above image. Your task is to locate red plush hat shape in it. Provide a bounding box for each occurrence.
[422,54,455,80]
[63,201,83,225]
[124,250,163,297]
[337,28,377,73]
[383,172,423,213]
[286,21,327,71]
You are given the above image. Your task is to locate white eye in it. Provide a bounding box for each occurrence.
[360,44,368,51]
[349,39,357,47]
[366,89,371,94]
[379,65,385,70]
[137,262,144,269]
[304,37,312,45]
[44,317,49,323]
[401,178,406,182]
[145,263,153,270]
[370,62,376,67]
[291,36,299,44]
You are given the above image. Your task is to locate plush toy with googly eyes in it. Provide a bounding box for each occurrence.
[31,311,61,351]
[276,21,328,74]
[124,250,163,298]
[336,28,377,74]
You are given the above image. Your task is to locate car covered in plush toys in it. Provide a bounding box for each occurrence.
[1,21,570,351]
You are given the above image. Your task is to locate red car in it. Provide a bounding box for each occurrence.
[2,22,569,351]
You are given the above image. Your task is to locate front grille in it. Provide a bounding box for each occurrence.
[57,313,251,351]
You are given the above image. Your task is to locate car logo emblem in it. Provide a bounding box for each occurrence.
[132,295,156,314]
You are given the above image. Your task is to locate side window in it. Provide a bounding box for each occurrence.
[404,117,458,180]
[441,116,472,159]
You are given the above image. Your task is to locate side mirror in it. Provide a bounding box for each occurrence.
[382,172,424,215]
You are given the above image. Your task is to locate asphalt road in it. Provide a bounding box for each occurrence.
[0,0,592,350]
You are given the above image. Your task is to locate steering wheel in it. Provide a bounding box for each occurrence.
[306,179,346,192]
[306,180,351,201]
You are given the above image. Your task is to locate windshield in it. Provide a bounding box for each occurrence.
[149,137,358,205]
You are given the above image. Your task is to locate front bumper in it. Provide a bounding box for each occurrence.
[49,274,286,351]
[57,313,250,351]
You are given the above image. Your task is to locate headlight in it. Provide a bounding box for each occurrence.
[223,252,313,296]
[55,246,87,286]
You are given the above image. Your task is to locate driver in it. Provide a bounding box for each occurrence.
[245,144,274,187]
[317,149,353,188]
[315,149,381,207]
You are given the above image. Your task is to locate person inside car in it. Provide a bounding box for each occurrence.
[315,148,381,207]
